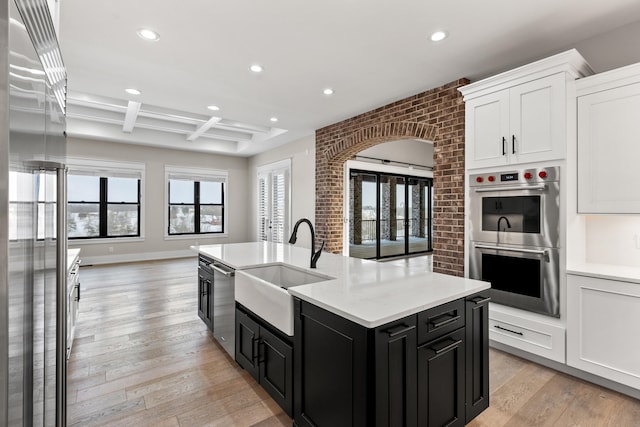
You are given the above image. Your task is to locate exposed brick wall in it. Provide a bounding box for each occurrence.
[315,79,469,277]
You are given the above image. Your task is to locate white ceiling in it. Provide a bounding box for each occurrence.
[58,0,640,157]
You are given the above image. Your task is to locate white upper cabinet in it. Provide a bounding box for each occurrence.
[577,63,640,213]
[461,50,592,170]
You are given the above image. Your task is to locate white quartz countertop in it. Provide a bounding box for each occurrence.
[567,263,640,285]
[195,242,490,328]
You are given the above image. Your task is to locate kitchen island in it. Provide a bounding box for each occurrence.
[196,242,490,426]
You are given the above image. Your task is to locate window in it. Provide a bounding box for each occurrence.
[257,159,290,243]
[67,160,144,240]
[166,166,227,236]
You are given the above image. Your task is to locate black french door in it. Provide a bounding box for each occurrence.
[349,169,433,260]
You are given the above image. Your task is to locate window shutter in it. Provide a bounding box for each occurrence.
[256,160,291,243]
[257,173,268,242]
[270,170,288,243]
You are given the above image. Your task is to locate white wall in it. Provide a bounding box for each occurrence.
[247,135,316,249]
[573,21,640,73]
[357,139,434,169]
[67,137,250,264]
[585,216,640,268]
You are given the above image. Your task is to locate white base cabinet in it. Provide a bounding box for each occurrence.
[488,303,566,364]
[567,274,640,390]
[577,62,640,213]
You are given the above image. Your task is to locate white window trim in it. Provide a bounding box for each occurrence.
[164,165,229,240]
[256,158,291,243]
[66,157,146,240]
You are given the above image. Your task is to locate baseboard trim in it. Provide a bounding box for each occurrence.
[490,340,640,400]
[78,249,195,266]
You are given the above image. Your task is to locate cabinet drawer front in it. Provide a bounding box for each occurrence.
[418,299,465,344]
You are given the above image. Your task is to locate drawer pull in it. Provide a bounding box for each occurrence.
[470,296,491,305]
[385,324,416,337]
[429,314,460,329]
[432,338,463,355]
[494,325,523,336]
[252,337,260,361]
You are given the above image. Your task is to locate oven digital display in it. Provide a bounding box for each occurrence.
[501,173,518,182]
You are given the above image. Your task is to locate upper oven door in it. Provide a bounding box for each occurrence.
[469,177,559,248]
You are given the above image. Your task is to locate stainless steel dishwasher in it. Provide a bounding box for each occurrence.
[211,261,236,357]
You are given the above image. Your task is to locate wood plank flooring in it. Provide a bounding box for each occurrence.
[67,257,290,427]
[68,258,640,426]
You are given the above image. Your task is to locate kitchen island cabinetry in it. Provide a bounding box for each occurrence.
[567,273,640,391]
[195,242,490,426]
[236,305,293,417]
[576,62,640,213]
[197,255,214,330]
[465,293,490,422]
[293,291,489,427]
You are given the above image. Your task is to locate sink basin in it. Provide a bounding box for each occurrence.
[235,263,335,336]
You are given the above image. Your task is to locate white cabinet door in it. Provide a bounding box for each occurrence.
[567,274,640,390]
[465,74,566,169]
[510,73,566,164]
[465,90,509,168]
[577,82,640,213]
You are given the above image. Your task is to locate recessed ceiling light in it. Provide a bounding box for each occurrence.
[125,88,141,95]
[207,105,220,111]
[137,28,160,42]
[323,88,334,96]
[430,30,448,42]
[270,117,278,122]
[250,64,263,73]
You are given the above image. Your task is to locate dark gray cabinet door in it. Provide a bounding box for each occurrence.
[417,328,465,427]
[374,316,417,427]
[465,292,490,422]
[197,268,213,330]
[294,299,370,427]
[235,308,260,379]
[259,326,293,416]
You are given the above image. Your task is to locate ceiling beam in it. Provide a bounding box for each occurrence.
[187,116,222,141]
[123,101,141,133]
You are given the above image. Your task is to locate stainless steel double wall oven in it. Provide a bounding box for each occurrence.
[469,166,560,317]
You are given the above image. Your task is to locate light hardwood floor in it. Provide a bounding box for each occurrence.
[67,257,290,427]
[68,258,640,426]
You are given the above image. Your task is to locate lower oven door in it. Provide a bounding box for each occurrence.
[469,242,559,317]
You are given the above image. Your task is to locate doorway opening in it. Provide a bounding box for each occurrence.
[348,168,433,260]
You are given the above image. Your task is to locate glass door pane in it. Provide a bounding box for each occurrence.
[408,178,430,254]
[348,172,377,259]
[379,175,406,258]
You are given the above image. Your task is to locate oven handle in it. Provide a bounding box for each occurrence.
[474,183,546,193]
[474,243,548,256]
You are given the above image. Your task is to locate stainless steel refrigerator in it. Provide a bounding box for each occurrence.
[1,0,67,425]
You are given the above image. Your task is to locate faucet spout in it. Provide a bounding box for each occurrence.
[289,218,324,268]
[496,216,511,245]
[497,216,511,231]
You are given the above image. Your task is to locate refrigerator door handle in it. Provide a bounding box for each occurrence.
[56,166,68,427]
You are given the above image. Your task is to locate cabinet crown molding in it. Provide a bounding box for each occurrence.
[459,49,594,101]
[576,61,640,96]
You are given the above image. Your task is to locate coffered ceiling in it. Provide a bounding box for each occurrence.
[58,0,640,156]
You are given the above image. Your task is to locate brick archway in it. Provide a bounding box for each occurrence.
[315,79,468,276]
